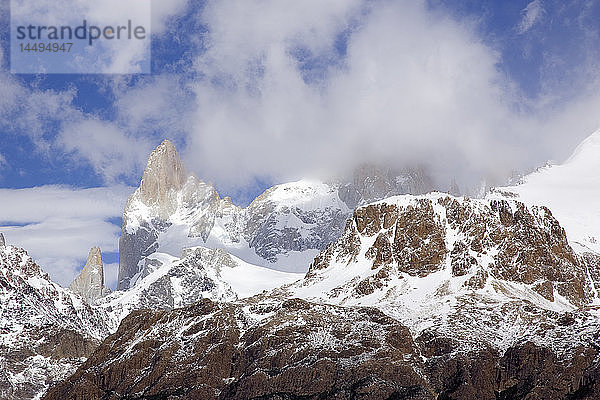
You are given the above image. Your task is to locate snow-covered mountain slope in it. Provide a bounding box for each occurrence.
[489,128,600,255]
[0,244,110,400]
[100,247,302,327]
[285,193,600,353]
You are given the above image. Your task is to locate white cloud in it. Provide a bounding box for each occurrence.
[170,0,600,195]
[58,118,155,184]
[0,185,133,287]
[175,0,522,192]
[517,0,544,34]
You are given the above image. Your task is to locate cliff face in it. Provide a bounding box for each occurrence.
[306,195,592,307]
[137,139,187,219]
[68,247,110,304]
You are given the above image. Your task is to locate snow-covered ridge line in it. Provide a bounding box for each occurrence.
[488,128,600,255]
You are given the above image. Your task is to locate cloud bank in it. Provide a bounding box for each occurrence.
[0,185,133,287]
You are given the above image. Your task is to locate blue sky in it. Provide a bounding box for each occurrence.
[1,0,599,288]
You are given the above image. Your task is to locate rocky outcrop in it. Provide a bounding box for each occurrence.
[44,297,600,400]
[69,247,110,304]
[44,298,432,400]
[0,245,109,400]
[99,248,238,324]
[308,194,594,307]
[138,139,187,219]
[0,233,5,247]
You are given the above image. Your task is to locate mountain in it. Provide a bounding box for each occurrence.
[99,247,302,326]
[489,128,600,255]
[10,131,600,399]
[290,194,600,349]
[43,193,600,400]
[0,243,110,400]
[117,141,434,291]
[68,247,111,304]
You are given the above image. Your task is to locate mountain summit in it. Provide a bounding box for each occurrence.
[69,247,111,304]
[138,139,187,219]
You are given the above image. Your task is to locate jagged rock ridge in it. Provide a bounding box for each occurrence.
[44,297,600,400]
[0,245,110,400]
[69,247,111,304]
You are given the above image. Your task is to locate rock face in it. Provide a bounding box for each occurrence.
[0,233,5,247]
[296,193,599,355]
[68,247,110,304]
[117,140,187,290]
[0,245,110,400]
[44,297,600,400]
[44,298,432,400]
[138,139,187,218]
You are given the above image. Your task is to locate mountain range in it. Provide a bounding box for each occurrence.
[1,130,599,399]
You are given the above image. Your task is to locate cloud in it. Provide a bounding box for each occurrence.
[0,185,133,286]
[517,0,544,34]
[57,118,155,184]
[173,0,521,192]
[6,0,597,198]
[168,0,600,195]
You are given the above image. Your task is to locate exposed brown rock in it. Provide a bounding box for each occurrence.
[44,299,433,400]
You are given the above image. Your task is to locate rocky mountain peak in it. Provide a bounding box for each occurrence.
[0,233,4,247]
[138,139,187,219]
[306,194,595,309]
[69,246,110,304]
